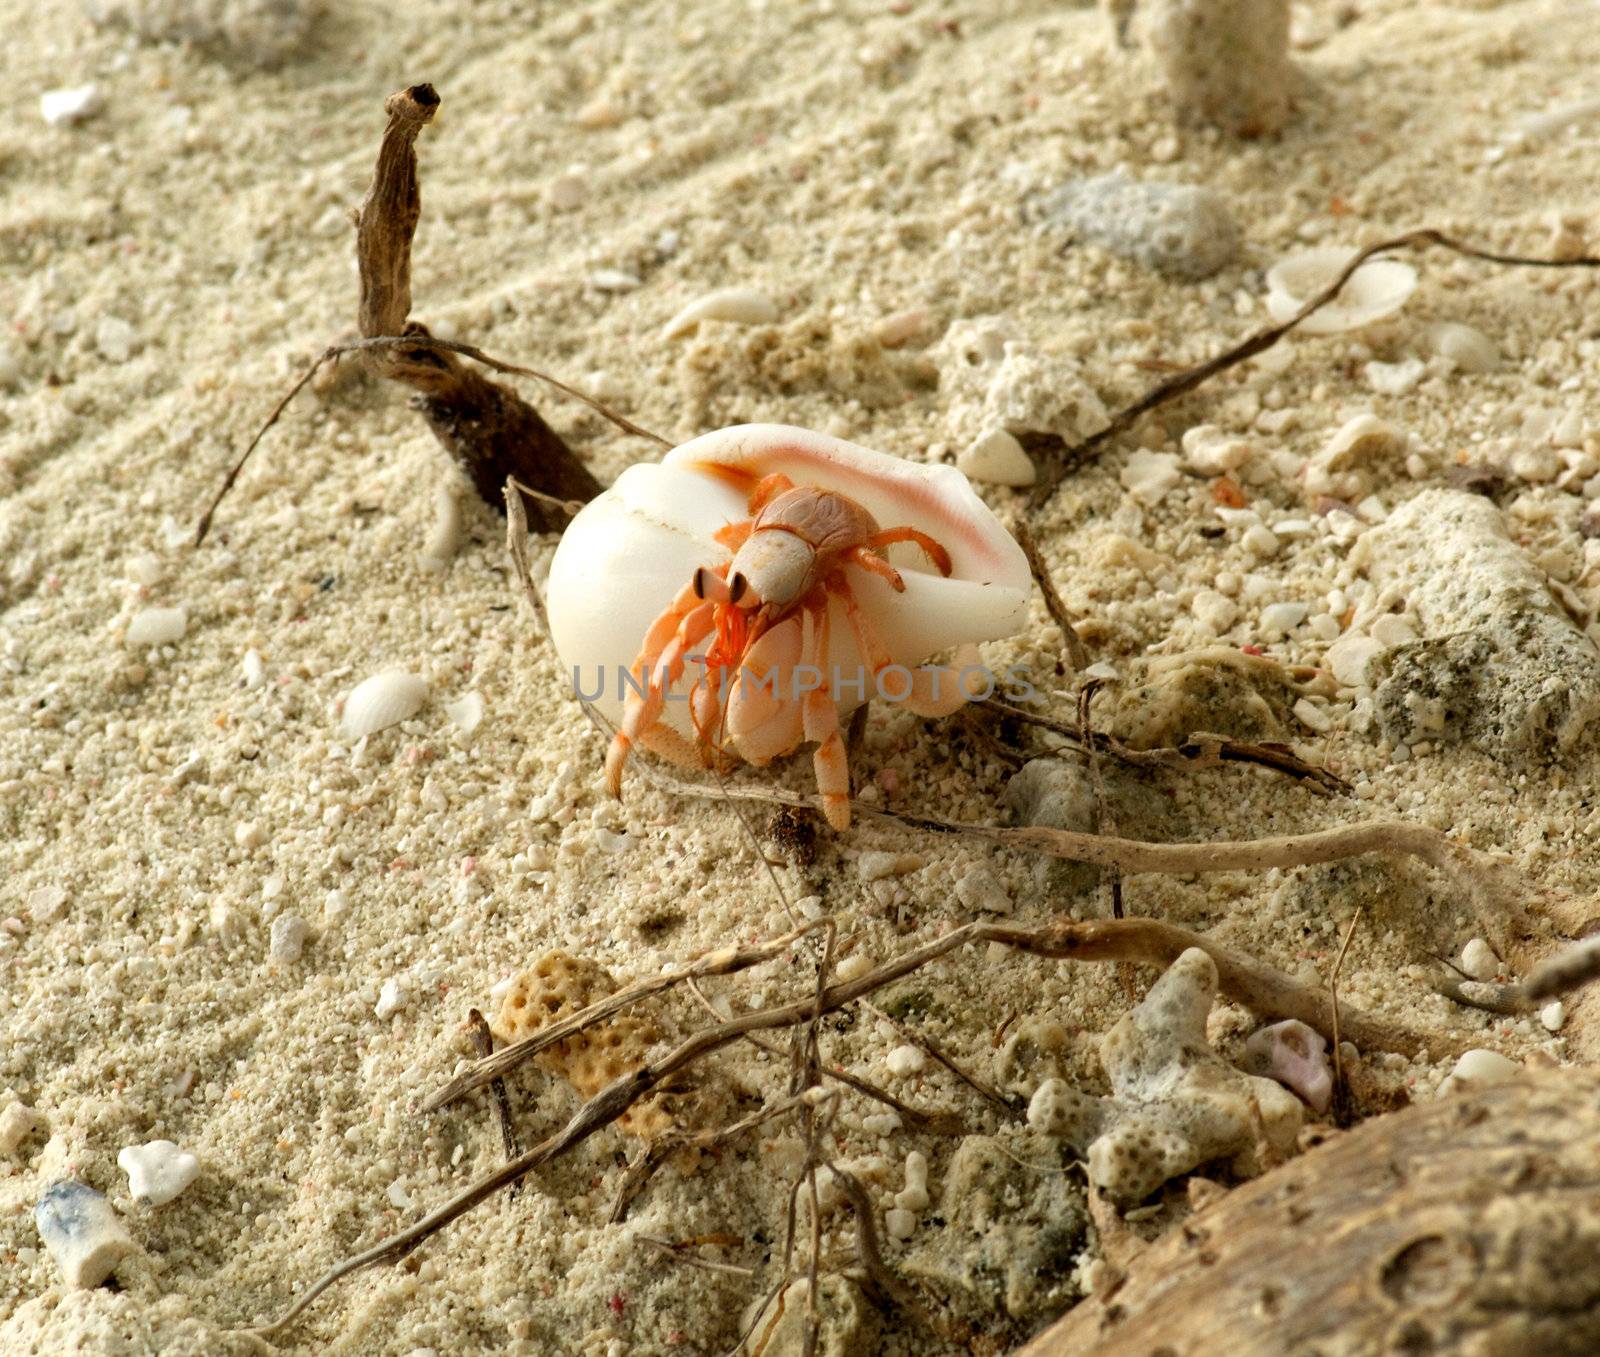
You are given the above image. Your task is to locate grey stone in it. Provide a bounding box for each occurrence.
[1039,174,1241,280]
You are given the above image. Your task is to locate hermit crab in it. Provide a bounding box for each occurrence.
[546,425,1031,829]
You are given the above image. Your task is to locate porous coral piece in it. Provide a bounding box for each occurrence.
[937,320,1109,445]
[1105,645,1330,750]
[491,951,672,1139]
[1354,489,1600,759]
[1037,174,1241,281]
[1028,948,1304,1204]
[1241,1019,1332,1114]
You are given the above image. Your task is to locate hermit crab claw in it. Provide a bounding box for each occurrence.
[545,424,1033,818]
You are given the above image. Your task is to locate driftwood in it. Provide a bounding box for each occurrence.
[1018,1068,1600,1357]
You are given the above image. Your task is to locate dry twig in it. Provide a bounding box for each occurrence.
[1026,229,1600,503]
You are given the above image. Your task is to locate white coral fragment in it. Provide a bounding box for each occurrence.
[1028,948,1304,1204]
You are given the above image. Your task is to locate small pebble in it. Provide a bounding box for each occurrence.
[95,317,137,364]
[1292,697,1331,732]
[1325,633,1384,687]
[1424,321,1500,374]
[857,851,922,882]
[874,308,931,349]
[1120,449,1182,505]
[594,826,633,854]
[242,649,266,689]
[885,1045,926,1078]
[954,867,1012,915]
[41,84,104,127]
[588,268,642,292]
[884,1207,917,1240]
[1363,358,1424,396]
[420,484,462,571]
[1459,938,1497,981]
[0,1102,45,1155]
[34,1181,136,1288]
[126,606,188,646]
[546,169,587,211]
[1259,601,1308,634]
[443,691,484,734]
[1450,1049,1520,1086]
[1369,614,1418,648]
[118,1141,200,1206]
[663,287,779,339]
[1242,523,1280,558]
[957,428,1035,487]
[1192,589,1238,635]
[375,977,410,1019]
[270,914,310,963]
[1539,1001,1566,1033]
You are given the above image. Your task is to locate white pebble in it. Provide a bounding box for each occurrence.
[874,308,930,349]
[1192,589,1238,635]
[242,649,266,689]
[1292,697,1331,732]
[1325,633,1385,687]
[957,428,1036,487]
[95,317,137,364]
[233,820,265,850]
[210,900,245,946]
[1181,424,1254,474]
[835,954,874,982]
[375,977,410,1019]
[1363,358,1424,397]
[1259,602,1308,634]
[955,866,1012,915]
[118,1141,200,1206]
[1450,1049,1520,1086]
[546,169,587,211]
[1457,938,1496,981]
[588,268,642,292]
[1539,1001,1566,1033]
[387,1178,413,1210]
[663,287,780,339]
[41,84,104,127]
[885,1045,926,1078]
[28,886,68,924]
[884,1207,917,1240]
[1424,322,1500,374]
[342,670,428,739]
[1120,449,1182,505]
[270,914,310,963]
[420,484,462,571]
[594,826,633,854]
[1369,614,1418,648]
[0,1102,44,1155]
[857,851,922,882]
[443,691,484,734]
[125,553,162,587]
[126,606,188,646]
[34,1181,135,1288]
[894,1150,930,1211]
[1242,523,1280,558]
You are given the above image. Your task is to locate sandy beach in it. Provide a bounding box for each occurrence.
[4,0,1599,1352]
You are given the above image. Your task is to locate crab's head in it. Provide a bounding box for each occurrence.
[695,530,815,614]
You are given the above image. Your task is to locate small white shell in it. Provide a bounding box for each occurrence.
[663,287,780,339]
[126,606,187,646]
[546,424,1032,739]
[341,670,427,739]
[1264,248,1417,334]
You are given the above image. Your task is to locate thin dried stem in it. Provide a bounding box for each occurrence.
[637,1236,755,1278]
[1027,229,1600,502]
[241,911,1450,1338]
[466,1009,521,1179]
[862,1000,1024,1120]
[1011,516,1089,672]
[1328,908,1361,1121]
[426,920,826,1112]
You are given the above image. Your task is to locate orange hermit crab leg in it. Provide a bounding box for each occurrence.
[801,597,851,831]
[605,597,716,798]
[863,526,953,577]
